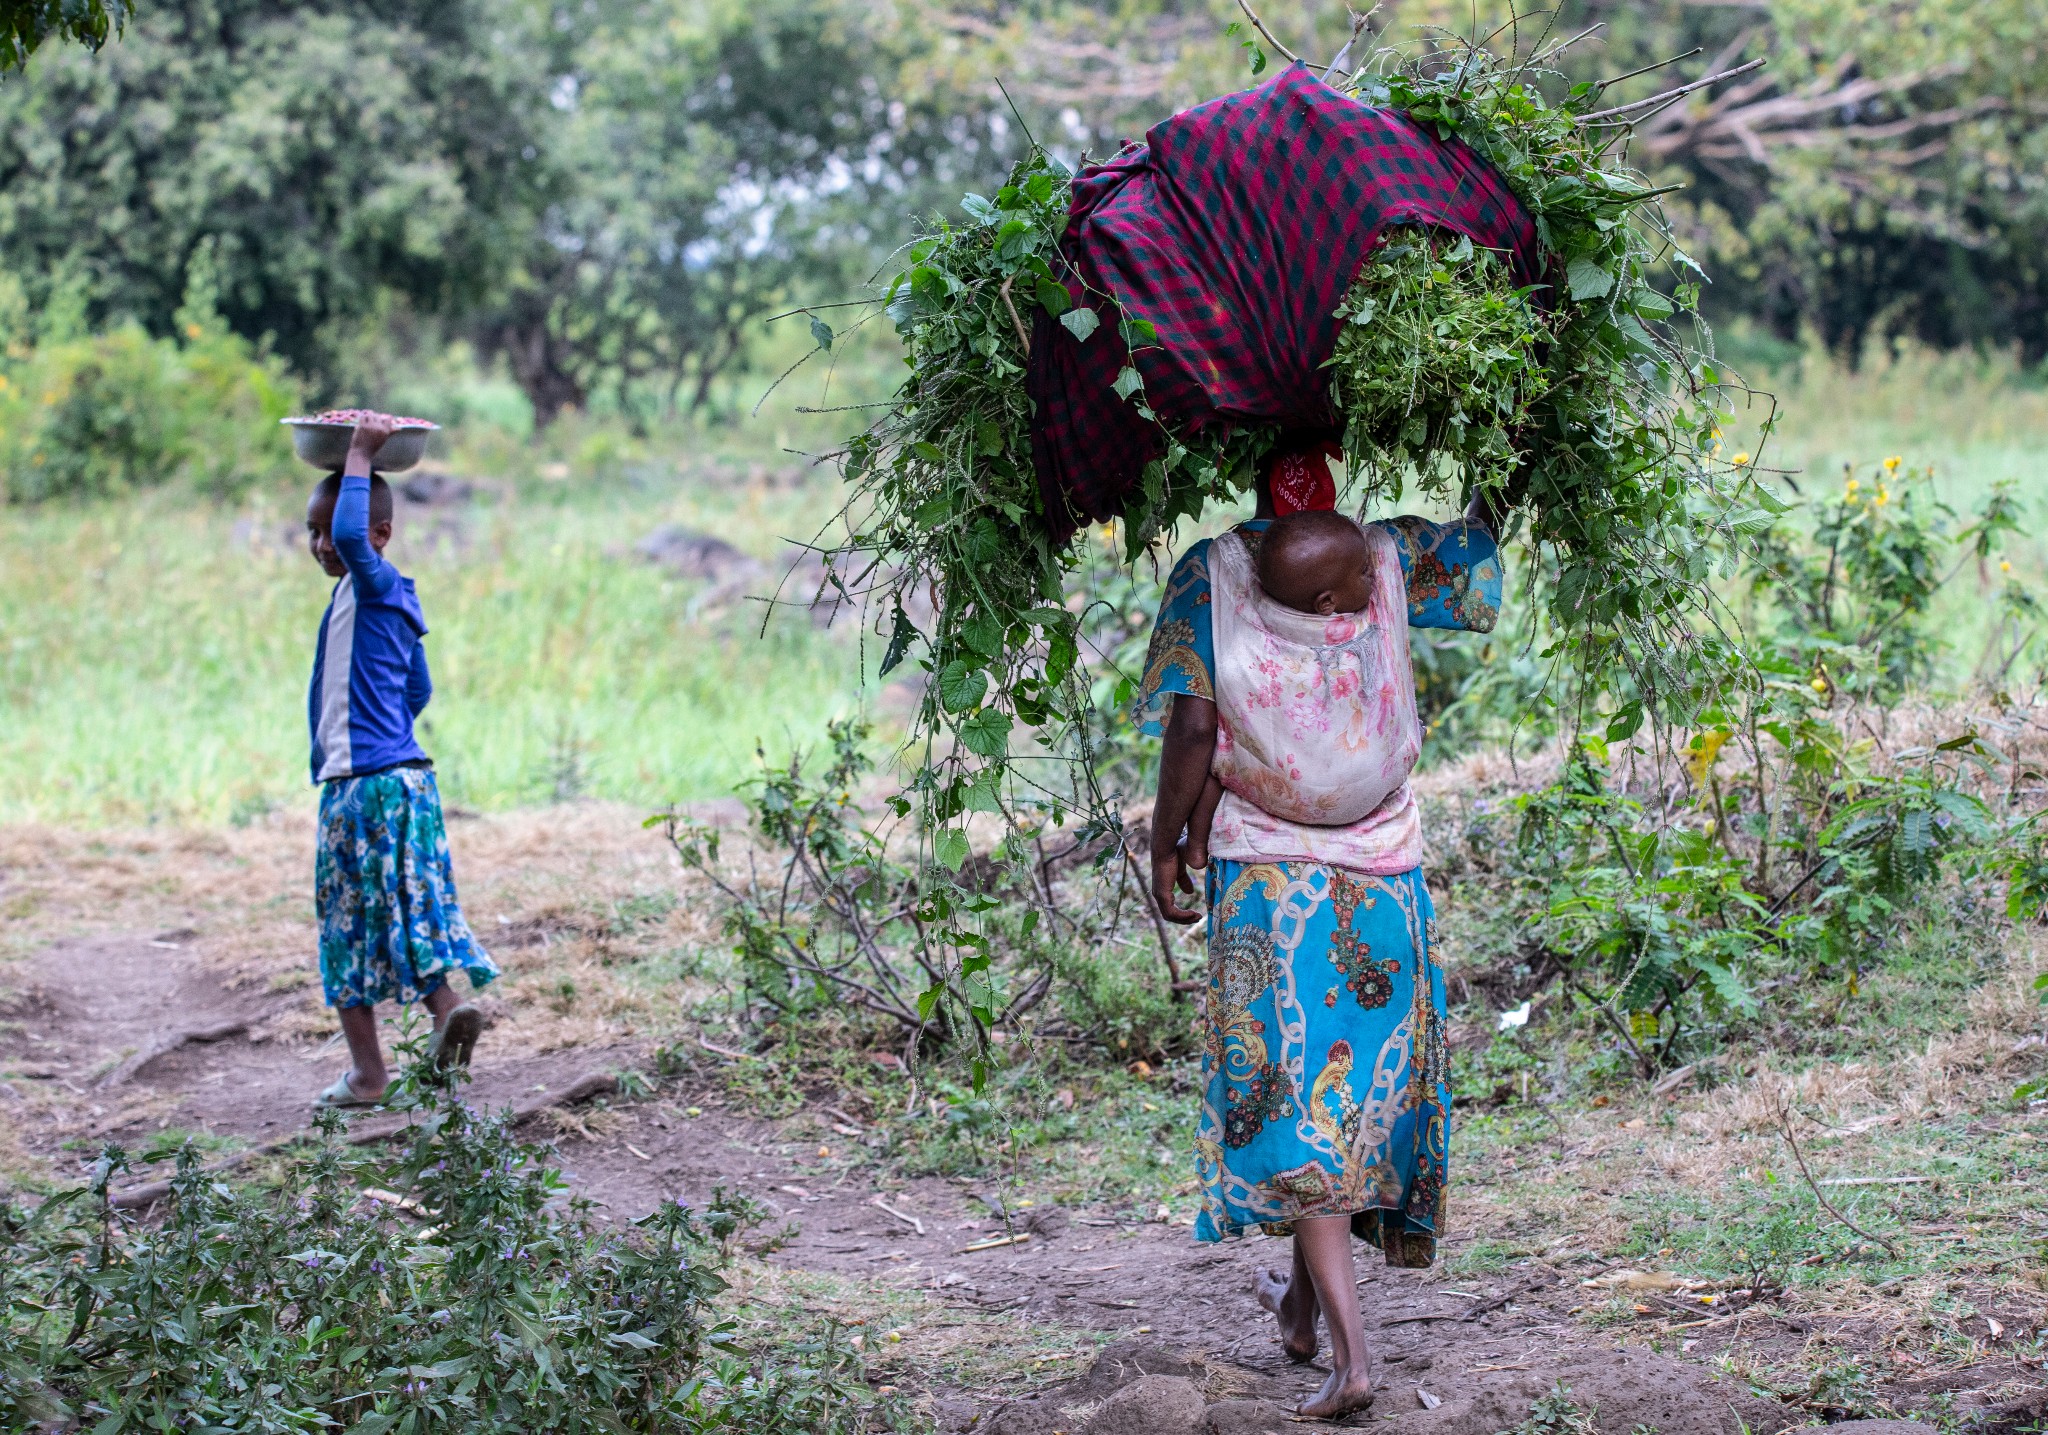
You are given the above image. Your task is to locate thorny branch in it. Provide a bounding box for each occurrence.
[1773,1095,1902,1257]
[1579,57,1769,123]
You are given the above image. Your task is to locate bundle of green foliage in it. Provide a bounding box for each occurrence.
[0,1066,881,1433]
[829,34,1781,889]
[1327,230,1551,500]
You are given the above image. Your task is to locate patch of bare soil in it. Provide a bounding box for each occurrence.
[3,808,2041,1431]
[0,933,1816,1432]
[0,933,636,1167]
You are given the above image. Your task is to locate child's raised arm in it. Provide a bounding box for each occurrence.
[333,415,401,598]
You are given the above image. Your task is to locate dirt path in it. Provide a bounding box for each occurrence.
[0,932,1837,1433]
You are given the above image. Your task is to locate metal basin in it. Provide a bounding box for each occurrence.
[281,419,438,473]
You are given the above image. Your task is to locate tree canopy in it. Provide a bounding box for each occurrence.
[0,0,2041,424]
[0,1,552,383]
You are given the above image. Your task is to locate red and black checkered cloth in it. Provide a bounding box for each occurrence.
[1027,62,1544,541]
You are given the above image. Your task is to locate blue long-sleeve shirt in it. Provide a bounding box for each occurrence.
[308,472,432,782]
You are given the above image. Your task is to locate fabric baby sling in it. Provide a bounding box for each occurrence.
[1208,525,1421,826]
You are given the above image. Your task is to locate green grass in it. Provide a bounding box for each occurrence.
[3,335,2045,826]
[0,318,914,826]
[0,465,879,826]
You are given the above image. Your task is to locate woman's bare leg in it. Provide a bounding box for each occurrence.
[1292,1214,1373,1417]
[1253,1235,1321,1362]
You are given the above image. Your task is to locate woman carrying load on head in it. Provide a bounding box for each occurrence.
[1141,441,1507,1419]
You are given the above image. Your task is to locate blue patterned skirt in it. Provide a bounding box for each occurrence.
[1193,860,1449,1265]
[315,767,499,1009]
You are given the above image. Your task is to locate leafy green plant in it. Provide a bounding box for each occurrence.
[1438,444,2044,1069]
[1517,739,1772,1072]
[0,1062,884,1433]
[0,0,129,70]
[1328,229,1551,501]
[1806,761,1996,971]
[0,320,299,504]
[1500,1382,1599,1435]
[658,717,1186,1072]
[1748,459,1961,696]
[660,718,1059,1059]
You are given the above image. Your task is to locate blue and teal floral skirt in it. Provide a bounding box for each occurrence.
[316,767,498,1009]
[1193,860,1450,1265]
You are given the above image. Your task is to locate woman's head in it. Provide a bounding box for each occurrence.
[1256,510,1372,615]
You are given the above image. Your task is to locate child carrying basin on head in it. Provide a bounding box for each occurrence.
[303,411,497,1108]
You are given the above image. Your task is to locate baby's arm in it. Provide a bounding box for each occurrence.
[405,642,432,717]
[1184,773,1223,871]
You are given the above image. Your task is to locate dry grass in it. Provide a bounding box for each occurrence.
[1684,939,2047,1148]
[0,800,745,1056]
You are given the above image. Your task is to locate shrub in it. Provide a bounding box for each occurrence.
[0,322,300,504]
[0,1064,882,1433]
[1433,457,2043,1072]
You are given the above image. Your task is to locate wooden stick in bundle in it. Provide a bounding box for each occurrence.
[1578,56,1769,125]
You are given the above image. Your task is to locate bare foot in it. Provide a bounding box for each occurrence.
[1253,1267,1320,1363]
[1295,1362,1374,1419]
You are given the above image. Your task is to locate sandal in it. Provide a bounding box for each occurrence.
[314,1071,381,1109]
[426,1004,483,1071]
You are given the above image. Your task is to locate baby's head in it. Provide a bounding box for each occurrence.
[1256,510,1372,616]
[304,470,394,579]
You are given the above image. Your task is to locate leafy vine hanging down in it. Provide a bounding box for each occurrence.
[796,22,1790,1061]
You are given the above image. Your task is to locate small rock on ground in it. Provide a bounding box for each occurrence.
[1082,1374,1208,1435]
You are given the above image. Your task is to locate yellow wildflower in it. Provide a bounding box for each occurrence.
[2001,559,2013,573]
[1810,677,1828,694]
[1883,456,1901,473]
[1730,451,1750,467]
[1876,488,1889,506]
[1844,477,1859,492]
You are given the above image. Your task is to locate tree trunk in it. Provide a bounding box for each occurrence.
[502,324,586,428]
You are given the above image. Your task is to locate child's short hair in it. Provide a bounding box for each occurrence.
[1257,509,1366,611]
[313,470,395,524]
